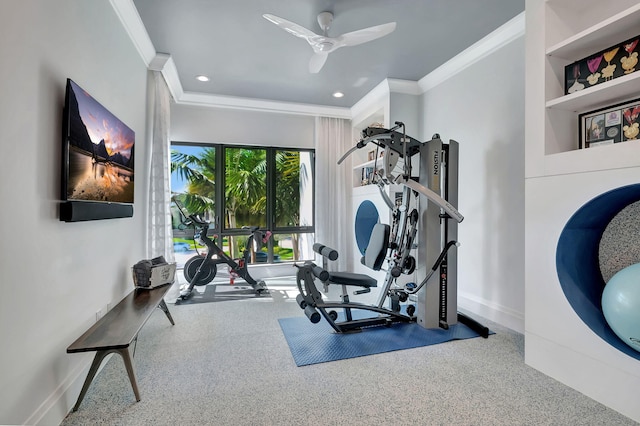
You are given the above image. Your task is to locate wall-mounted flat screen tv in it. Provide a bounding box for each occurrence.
[61,79,135,221]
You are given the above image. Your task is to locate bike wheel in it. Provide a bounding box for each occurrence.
[184,256,217,286]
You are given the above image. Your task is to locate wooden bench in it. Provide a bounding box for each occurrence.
[67,284,175,411]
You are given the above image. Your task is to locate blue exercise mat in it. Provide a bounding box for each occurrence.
[278,314,490,366]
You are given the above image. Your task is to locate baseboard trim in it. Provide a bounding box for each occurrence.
[27,354,113,425]
[458,291,524,333]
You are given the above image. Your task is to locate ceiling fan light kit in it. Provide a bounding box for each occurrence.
[263,12,396,73]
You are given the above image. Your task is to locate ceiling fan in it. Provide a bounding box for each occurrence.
[263,12,396,73]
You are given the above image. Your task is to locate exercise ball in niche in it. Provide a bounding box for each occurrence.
[601,262,640,353]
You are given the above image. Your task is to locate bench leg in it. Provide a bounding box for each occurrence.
[72,350,109,412]
[158,299,175,325]
[72,347,141,412]
[118,347,141,402]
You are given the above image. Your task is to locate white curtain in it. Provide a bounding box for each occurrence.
[314,116,352,271]
[146,71,174,262]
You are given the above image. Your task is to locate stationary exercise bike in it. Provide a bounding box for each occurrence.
[174,203,269,300]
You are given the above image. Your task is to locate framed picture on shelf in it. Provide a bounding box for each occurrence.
[579,98,640,149]
[564,35,639,95]
[367,150,375,161]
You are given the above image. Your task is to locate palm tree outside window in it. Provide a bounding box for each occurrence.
[170,143,315,264]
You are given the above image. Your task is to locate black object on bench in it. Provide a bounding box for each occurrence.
[67,284,175,411]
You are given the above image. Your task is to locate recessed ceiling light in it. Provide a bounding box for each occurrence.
[195,75,210,82]
[333,91,344,98]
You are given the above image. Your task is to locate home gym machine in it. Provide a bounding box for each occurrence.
[295,122,488,336]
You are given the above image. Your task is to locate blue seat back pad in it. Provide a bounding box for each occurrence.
[328,272,378,288]
[364,223,390,270]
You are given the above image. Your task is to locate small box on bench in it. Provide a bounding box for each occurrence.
[132,257,176,289]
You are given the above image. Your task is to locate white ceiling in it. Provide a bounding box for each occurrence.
[131,0,525,109]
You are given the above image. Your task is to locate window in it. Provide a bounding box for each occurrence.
[170,143,315,264]
[224,147,266,229]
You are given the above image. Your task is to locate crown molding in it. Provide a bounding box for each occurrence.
[350,79,390,118]
[110,0,349,117]
[350,78,420,122]
[418,11,525,92]
[112,0,524,118]
[109,0,156,65]
[147,53,169,72]
[387,78,422,95]
[148,53,184,102]
[178,92,351,118]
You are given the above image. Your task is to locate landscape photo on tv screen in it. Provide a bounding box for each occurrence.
[64,79,134,204]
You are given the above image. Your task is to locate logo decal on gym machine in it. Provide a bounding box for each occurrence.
[432,149,440,189]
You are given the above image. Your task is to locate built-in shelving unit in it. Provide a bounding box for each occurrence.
[525,0,640,420]
[541,0,640,162]
[545,2,640,60]
[350,110,387,277]
[351,109,386,188]
[546,73,640,111]
[352,158,384,188]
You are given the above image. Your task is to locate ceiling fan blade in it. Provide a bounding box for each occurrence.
[338,22,396,48]
[309,52,329,73]
[262,14,319,40]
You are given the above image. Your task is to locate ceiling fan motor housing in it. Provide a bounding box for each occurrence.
[317,11,333,32]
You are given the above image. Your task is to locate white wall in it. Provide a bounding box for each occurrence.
[171,104,315,148]
[420,36,525,332]
[0,1,149,424]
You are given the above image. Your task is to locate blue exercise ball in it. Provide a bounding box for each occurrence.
[601,262,640,353]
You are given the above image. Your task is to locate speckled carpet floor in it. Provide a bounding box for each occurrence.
[61,279,638,426]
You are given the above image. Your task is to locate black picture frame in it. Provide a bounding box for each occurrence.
[564,35,639,96]
[579,98,640,149]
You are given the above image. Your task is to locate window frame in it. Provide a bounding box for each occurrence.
[171,141,315,263]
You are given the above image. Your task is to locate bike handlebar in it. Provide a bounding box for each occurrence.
[189,214,210,227]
